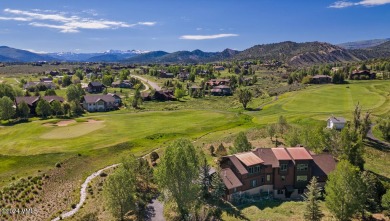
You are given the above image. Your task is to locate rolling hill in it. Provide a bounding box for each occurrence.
[1,39,390,65]
[0,46,55,62]
[338,38,390,49]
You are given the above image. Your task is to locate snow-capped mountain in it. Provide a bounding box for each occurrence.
[47,49,149,62]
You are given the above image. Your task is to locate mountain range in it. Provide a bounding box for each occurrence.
[0,38,389,65]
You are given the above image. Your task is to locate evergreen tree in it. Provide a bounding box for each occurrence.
[209,145,215,156]
[303,177,323,221]
[211,169,226,202]
[199,157,212,201]
[232,132,252,153]
[215,143,227,156]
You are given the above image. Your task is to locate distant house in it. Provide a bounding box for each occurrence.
[219,147,336,200]
[15,96,65,114]
[23,81,56,91]
[86,81,106,93]
[107,93,121,106]
[206,79,230,87]
[349,70,376,80]
[211,85,232,96]
[177,72,190,81]
[111,80,133,88]
[160,72,175,78]
[82,95,118,112]
[312,75,332,84]
[154,90,175,101]
[42,96,65,104]
[214,66,225,71]
[327,116,346,130]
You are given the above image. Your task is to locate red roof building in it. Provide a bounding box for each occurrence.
[219,147,336,200]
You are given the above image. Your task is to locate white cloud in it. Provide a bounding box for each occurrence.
[329,0,390,8]
[137,22,156,26]
[0,8,156,33]
[179,33,238,40]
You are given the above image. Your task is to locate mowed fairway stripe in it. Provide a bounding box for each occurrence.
[0,110,241,156]
[252,81,389,125]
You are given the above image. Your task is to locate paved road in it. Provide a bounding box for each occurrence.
[366,124,390,149]
[145,198,165,221]
[132,75,161,91]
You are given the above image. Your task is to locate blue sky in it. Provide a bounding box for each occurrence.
[0,0,389,53]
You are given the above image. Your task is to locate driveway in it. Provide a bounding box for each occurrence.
[132,75,161,91]
[145,198,165,221]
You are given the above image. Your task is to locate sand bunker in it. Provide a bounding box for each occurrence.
[41,120,105,139]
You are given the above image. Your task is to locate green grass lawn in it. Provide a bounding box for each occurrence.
[0,109,250,186]
[249,80,390,125]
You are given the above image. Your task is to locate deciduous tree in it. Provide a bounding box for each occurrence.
[236,87,252,109]
[155,139,200,219]
[104,166,136,221]
[17,100,30,119]
[35,99,51,118]
[325,160,365,221]
[0,96,15,121]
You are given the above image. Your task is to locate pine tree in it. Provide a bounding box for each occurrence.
[232,132,252,153]
[303,177,323,221]
[211,169,226,202]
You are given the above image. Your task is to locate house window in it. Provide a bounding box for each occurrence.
[251,179,257,188]
[297,175,308,182]
[233,188,237,193]
[248,165,261,174]
[261,177,265,183]
[281,175,286,181]
[280,164,288,172]
[277,189,284,195]
[297,164,308,171]
[298,189,305,194]
[266,174,271,182]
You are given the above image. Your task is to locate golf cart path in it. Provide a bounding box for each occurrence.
[51,150,163,221]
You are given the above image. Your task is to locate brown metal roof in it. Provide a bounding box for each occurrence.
[312,154,337,176]
[286,147,313,160]
[83,95,115,103]
[271,148,292,161]
[15,96,40,106]
[228,155,248,175]
[235,152,264,166]
[220,168,243,190]
[253,148,279,168]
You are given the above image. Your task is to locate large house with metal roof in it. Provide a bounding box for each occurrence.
[219,147,336,200]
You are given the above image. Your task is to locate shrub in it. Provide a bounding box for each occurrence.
[150,151,159,162]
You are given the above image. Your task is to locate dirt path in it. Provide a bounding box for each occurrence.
[51,149,162,221]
